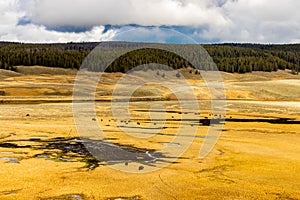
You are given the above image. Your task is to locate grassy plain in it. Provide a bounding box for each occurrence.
[0,66,299,199]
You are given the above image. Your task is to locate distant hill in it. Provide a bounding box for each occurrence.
[0,41,299,74]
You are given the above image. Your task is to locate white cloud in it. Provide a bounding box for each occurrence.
[0,24,115,43]
[28,0,230,27]
[0,0,300,43]
[0,0,115,43]
[207,0,300,43]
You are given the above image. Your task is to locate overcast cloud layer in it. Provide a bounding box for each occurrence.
[0,0,300,43]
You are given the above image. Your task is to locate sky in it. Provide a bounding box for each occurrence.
[0,0,300,44]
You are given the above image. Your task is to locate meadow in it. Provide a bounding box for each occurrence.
[0,66,299,199]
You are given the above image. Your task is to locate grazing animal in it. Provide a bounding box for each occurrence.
[26,114,30,117]
[92,118,96,121]
[137,122,140,125]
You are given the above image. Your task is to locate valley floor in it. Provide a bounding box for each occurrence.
[0,67,299,199]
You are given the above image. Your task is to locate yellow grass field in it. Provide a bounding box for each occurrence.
[0,66,299,199]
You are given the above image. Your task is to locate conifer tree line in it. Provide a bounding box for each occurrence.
[0,41,299,74]
[106,48,193,73]
[0,42,96,71]
[204,44,300,73]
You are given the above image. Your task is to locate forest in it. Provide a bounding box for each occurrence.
[0,41,299,74]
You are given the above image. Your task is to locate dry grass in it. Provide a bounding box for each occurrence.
[15,66,78,75]
[0,66,299,199]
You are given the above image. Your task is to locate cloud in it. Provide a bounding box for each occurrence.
[0,0,115,43]
[1,24,115,43]
[0,0,299,43]
[214,0,300,43]
[27,0,230,27]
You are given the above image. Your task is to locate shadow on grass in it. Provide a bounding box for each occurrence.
[0,137,170,170]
